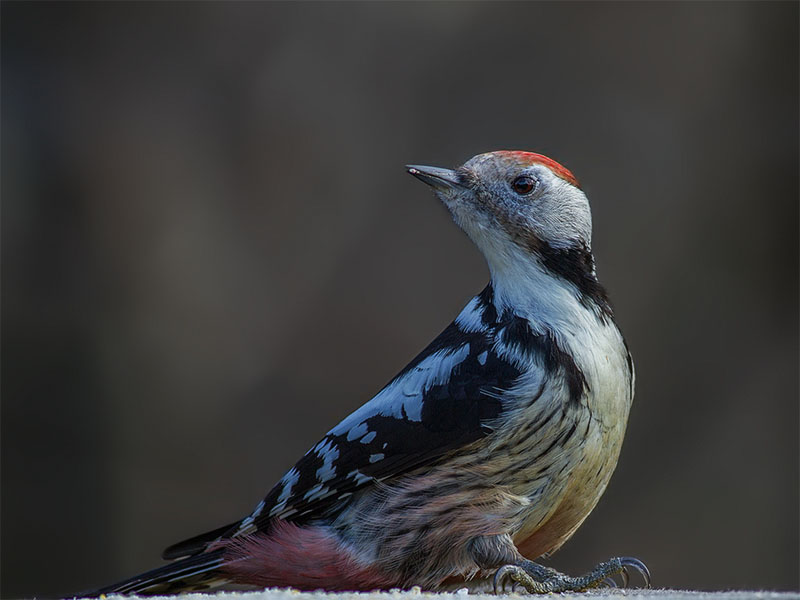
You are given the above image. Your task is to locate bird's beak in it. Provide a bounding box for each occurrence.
[406,165,466,190]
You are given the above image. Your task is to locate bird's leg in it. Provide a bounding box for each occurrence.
[493,556,651,594]
[468,535,566,593]
[468,535,650,594]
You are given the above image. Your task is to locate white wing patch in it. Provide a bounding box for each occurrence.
[329,344,471,437]
[269,467,300,517]
[251,498,266,518]
[346,422,368,442]
[455,296,489,333]
[302,482,332,502]
[313,439,340,483]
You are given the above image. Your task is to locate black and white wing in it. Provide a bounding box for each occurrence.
[164,285,522,559]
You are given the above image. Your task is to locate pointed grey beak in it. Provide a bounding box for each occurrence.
[406,165,466,190]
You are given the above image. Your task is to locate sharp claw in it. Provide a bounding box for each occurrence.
[492,571,502,594]
[493,566,510,594]
[602,577,618,588]
[619,557,651,588]
[620,566,630,588]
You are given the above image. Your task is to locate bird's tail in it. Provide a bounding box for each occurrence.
[78,548,229,597]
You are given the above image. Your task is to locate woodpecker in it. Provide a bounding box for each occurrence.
[83,151,649,596]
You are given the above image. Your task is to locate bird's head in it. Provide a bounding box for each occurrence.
[407,151,592,275]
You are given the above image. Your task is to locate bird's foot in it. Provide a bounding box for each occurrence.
[493,556,650,594]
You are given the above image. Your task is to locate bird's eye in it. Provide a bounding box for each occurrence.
[511,176,536,195]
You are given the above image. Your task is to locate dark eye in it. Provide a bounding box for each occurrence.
[511,176,536,195]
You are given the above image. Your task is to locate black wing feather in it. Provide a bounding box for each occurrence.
[165,287,523,556]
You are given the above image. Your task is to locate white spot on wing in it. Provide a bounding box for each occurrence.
[303,482,331,502]
[346,422,368,442]
[251,499,266,518]
[369,453,384,463]
[269,467,300,516]
[236,498,266,535]
[361,431,377,444]
[477,350,488,365]
[314,439,340,483]
[279,468,299,495]
[455,296,488,333]
[329,344,471,435]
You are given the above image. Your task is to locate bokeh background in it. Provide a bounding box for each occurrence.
[2,2,798,598]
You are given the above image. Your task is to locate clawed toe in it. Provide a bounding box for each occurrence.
[600,556,651,590]
[619,567,629,588]
[493,565,523,594]
[493,565,510,594]
[602,564,628,589]
[601,577,618,588]
[492,563,558,594]
[492,556,650,594]
[618,556,651,588]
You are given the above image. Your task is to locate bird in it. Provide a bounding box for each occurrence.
[82,150,649,596]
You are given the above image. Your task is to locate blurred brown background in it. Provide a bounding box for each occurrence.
[2,2,798,598]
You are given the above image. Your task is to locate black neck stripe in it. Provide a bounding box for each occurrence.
[537,242,613,320]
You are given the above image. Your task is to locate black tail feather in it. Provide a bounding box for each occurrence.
[162,521,240,560]
[77,549,228,597]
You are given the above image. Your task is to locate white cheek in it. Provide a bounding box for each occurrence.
[530,183,592,247]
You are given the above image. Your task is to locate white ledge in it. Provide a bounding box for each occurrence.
[85,588,800,600]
